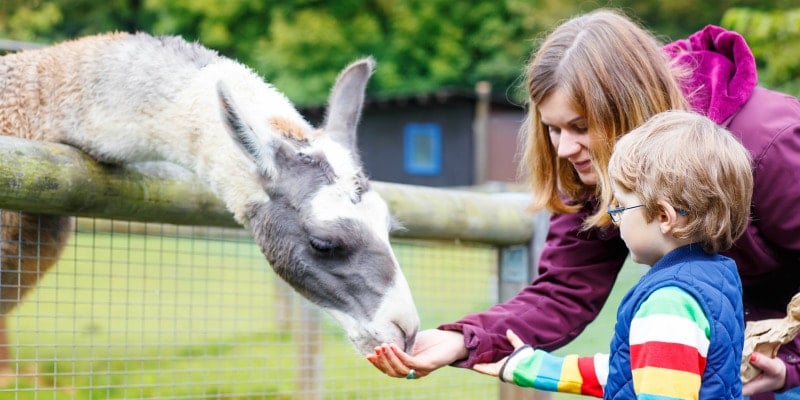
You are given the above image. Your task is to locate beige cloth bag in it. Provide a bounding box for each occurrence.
[741,293,800,383]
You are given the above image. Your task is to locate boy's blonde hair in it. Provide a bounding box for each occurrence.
[607,110,753,253]
[520,9,687,225]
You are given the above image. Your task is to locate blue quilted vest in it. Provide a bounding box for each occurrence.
[604,244,744,399]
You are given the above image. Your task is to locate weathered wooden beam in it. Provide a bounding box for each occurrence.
[0,135,535,245]
[0,135,235,227]
[374,182,534,245]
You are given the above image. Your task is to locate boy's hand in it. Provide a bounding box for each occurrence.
[472,330,525,377]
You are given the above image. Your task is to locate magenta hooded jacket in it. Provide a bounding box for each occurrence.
[440,25,800,397]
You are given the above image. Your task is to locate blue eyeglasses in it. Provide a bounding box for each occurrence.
[607,204,645,224]
[607,204,688,224]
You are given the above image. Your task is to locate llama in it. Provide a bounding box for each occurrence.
[0,32,419,373]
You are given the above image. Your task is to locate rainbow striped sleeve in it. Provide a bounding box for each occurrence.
[500,347,608,397]
[629,286,710,400]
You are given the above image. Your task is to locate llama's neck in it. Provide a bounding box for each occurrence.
[171,62,312,225]
[2,36,309,226]
[189,137,267,225]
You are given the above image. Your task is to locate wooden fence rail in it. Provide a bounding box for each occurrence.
[0,135,535,245]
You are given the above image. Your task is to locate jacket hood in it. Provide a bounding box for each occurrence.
[663,25,758,124]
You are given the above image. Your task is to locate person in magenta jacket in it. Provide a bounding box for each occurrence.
[367,8,800,400]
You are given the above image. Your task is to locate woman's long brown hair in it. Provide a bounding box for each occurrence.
[519,9,688,228]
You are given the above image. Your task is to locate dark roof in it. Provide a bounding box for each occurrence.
[0,39,44,52]
[301,86,524,114]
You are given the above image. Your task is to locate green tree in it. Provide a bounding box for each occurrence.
[0,1,65,41]
[722,7,800,96]
[3,1,796,104]
[257,0,576,105]
[1,0,577,105]
[0,0,146,41]
[608,0,797,41]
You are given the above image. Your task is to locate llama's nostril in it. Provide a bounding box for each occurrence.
[402,327,418,354]
[393,321,418,353]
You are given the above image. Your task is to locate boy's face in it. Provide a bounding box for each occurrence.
[612,186,664,266]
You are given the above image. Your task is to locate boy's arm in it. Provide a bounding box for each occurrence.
[500,347,607,398]
[499,286,711,399]
[630,287,711,399]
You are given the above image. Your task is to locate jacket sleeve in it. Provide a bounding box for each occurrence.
[740,90,800,392]
[439,202,629,367]
[500,346,606,398]
[743,90,800,270]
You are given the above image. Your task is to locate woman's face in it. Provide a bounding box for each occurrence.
[538,89,596,185]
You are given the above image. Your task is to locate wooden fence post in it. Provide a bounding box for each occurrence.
[498,211,551,400]
[295,303,322,400]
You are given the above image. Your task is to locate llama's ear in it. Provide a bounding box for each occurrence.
[322,57,374,151]
[217,81,279,178]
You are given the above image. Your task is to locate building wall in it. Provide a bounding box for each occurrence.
[486,107,526,183]
[302,96,525,188]
[349,100,476,187]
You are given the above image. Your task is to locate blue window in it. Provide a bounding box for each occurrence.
[403,123,442,176]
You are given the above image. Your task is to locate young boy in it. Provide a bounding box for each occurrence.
[473,110,754,399]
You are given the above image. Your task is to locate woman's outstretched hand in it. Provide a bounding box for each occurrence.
[473,330,525,377]
[743,352,788,396]
[366,329,468,379]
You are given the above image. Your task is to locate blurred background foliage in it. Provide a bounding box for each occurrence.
[1,0,798,104]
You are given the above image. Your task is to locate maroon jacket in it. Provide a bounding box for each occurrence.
[440,25,800,397]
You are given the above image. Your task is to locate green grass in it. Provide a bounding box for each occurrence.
[1,228,644,399]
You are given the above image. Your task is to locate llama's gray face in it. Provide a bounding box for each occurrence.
[217,58,419,355]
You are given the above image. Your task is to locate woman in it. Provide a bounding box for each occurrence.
[367,9,800,400]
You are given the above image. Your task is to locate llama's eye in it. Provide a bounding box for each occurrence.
[298,152,316,165]
[309,236,338,254]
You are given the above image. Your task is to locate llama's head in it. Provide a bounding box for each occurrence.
[216,58,419,355]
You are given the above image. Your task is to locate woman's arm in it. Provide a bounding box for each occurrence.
[439,203,629,367]
[367,202,629,377]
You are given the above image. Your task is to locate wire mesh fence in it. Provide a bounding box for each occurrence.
[0,214,504,399]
